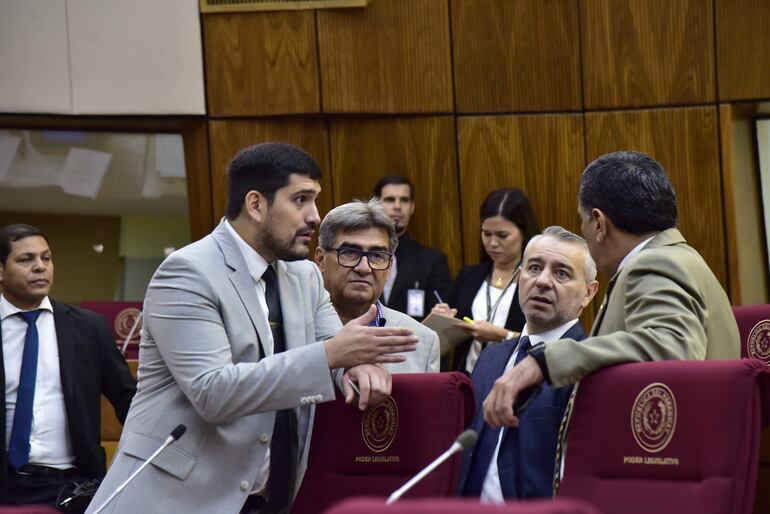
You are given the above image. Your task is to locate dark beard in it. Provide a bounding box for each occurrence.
[263,225,312,261]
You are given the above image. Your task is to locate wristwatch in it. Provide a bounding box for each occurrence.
[527,342,552,385]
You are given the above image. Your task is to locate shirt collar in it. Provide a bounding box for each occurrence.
[224,219,269,284]
[368,301,387,328]
[520,318,579,346]
[0,294,53,321]
[617,235,655,273]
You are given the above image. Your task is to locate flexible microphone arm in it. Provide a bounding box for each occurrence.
[386,429,477,505]
[120,311,143,356]
[92,424,187,514]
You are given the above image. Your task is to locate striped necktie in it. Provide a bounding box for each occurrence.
[553,279,616,494]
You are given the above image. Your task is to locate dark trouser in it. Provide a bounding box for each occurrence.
[6,464,87,510]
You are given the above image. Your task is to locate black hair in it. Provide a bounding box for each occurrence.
[0,224,49,265]
[579,150,677,234]
[479,188,540,261]
[372,175,414,199]
[225,142,322,220]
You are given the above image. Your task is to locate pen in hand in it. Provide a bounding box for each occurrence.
[433,290,444,304]
[347,378,361,398]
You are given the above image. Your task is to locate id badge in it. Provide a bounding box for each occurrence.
[407,289,425,317]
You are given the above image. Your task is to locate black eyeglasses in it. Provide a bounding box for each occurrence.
[329,246,393,270]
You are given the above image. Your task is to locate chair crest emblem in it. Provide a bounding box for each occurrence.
[631,383,677,453]
[747,320,770,366]
[361,396,398,453]
[114,307,142,343]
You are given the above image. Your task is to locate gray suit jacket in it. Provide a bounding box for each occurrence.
[546,228,740,387]
[88,221,342,514]
[380,305,440,373]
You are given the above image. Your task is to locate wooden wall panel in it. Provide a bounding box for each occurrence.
[716,0,770,101]
[585,107,727,287]
[181,120,214,240]
[328,116,461,274]
[581,0,715,108]
[457,114,585,260]
[718,104,740,303]
[317,0,453,113]
[457,113,593,325]
[203,12,320,116]
[452,0,581,113]
[208,119,332,221]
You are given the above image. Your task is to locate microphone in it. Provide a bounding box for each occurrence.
[386,429,477,504]
[120,311,143,355]
[91,424,187,514]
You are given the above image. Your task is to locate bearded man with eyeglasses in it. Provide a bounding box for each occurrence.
[316,199,439,373]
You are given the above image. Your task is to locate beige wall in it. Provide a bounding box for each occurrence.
[728,104,770,305]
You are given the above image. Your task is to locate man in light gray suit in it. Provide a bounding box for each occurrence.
[88,143,418,514]
[316,199,440,374]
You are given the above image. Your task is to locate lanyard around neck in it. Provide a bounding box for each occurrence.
[485,266,520,322]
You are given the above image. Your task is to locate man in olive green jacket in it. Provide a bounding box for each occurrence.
[483,150,739,429]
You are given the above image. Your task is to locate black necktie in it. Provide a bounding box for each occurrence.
[8,309,43,470]
[463,336,532,496]
[262,266,297,513]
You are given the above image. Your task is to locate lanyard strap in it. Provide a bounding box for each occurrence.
[484,266,520,322]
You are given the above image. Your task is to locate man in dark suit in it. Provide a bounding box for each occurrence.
[0,223,136,507]
[458,226,598,501]
[373,175,451,321]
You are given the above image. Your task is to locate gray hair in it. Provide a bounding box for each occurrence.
[524,225,597,282]
[319,198,399,253]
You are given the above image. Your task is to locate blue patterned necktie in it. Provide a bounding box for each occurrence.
[464,336,532,496]
[8,309,43,470]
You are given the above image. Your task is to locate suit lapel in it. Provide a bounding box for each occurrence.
[275,261,303,351]
[590,275,617,337]
[52,301,76,401]
[213,222,272,358]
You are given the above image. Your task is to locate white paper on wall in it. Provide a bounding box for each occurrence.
[154,134,186,178]
[0,134,21,181]
[58,147,112,199]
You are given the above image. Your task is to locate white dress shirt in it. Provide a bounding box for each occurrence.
[480,319,579,503]
[465,281,517,374]
[617,236,654,273]
[2,294,75,469]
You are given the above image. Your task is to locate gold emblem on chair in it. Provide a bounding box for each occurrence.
[747,320,770,366]
[631,383,677,453]
[361,396,398,453]
[114,308,142,343]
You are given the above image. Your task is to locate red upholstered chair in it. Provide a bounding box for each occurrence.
[558,359,770,514]
[292,373,474,514]
[732,304,770,365]
[0,507,59,513]
[323,497,601,514]
[80,301,143,359]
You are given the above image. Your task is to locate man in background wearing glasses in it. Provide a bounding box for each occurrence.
[316,199,439,373]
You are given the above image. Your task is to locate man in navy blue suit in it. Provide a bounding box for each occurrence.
[458,226,598,501]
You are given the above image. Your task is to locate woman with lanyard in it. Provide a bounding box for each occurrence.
[432,188,539,373]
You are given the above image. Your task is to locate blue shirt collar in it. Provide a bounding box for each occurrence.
[368,301,387,328]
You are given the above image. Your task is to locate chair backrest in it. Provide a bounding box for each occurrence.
[323,497,601,514]
[292,372,475,514]
[558,359,770,514]
[732,304,770,365]
[80,301,143,358]
[0,507,60,513]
